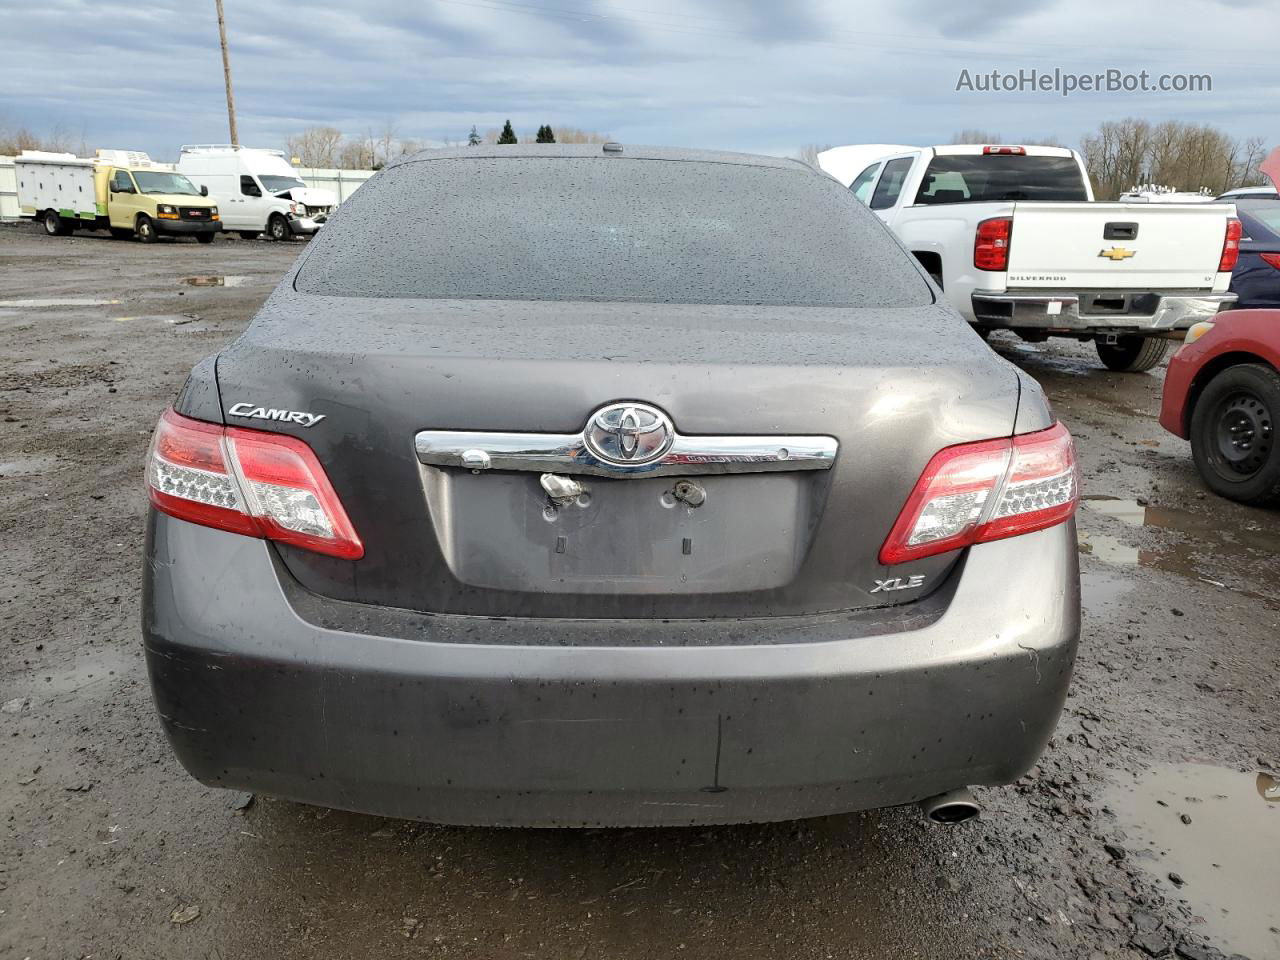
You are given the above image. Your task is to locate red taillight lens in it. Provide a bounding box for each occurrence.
[1260,252,1280,271]
[879,422,1078,565]
[146,408,363,559]
[1218,218,1242,272]
[974,216,1013,271]
[983,145,1026,156]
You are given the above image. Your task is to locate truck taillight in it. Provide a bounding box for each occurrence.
[880,423,1078,565]
[146,408,363,559]
[983,145,1026,156]
[974,217,1013,272]
[1218,218,1242,272]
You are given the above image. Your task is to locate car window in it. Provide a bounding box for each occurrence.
[296,157,932,308]
[1238,202,1280,240]
[869,157,913,210]
[111,170,135,193]
[240,176,262,197]
[849,163,882,204]
[914,156,1088,204]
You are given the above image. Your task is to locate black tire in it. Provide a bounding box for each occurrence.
[1189,363,1280,506]
[1095,336,1170,372]
[195,232,215,244]
[268,214,290,241]
[135,215,157,243]
[42,210,69,236]
[238,231,261,241]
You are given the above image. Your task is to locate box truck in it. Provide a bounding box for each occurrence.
[15,150,221,243]
[176,145,336,240]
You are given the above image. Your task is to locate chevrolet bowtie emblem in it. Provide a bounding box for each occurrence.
[1099,246,1137,261]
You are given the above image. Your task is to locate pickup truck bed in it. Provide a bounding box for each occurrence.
[820,144,1239,371]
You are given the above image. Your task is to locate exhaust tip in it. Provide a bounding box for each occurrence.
[919,788,980,824]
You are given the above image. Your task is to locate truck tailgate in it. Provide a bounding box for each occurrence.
[1006,202,1231,290]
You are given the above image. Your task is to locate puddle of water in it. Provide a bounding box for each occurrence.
[0,456,58,477]
[1079,496,1280,608]
[113,314,199,326]
[181,275,250,288]
[1078,531,1141,566]
[24,646,136,699]
[1080,569,1136,613]
[0,297,121,307]
[1107,764,1280,959]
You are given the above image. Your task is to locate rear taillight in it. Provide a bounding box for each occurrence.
[879,422,1078,565]
[146,408,363,559]
[1218,218,1242,272]
[983,145,1026,156]
[974,217,1013,272]
[1260,252,1280,271]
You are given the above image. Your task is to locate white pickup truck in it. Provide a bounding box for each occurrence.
[818,144,1241,371]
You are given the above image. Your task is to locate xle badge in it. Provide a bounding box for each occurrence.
[871,575,925,593]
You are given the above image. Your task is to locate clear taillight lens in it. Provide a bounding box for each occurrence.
[880,422,1078,565]
[146,408,363,559]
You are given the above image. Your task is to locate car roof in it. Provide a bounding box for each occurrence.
[390,144,808,171]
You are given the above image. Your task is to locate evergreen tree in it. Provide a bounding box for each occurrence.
[536,124,556,144]
[467,125,481,146]
[497,120,518,145]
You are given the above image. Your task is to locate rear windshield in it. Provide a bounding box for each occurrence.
[295,157,931,307]
[914,155,1088,205]
[1238,200,1280,240]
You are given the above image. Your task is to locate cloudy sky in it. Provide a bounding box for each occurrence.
[2,0,1274,160]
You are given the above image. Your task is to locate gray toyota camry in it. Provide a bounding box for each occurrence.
[143,144,1080,827]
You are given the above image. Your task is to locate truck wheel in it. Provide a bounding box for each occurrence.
[195,233,215,244]
[42,210,69,236]
[268,214,290,241]
[135,215,158,243]
[1095,336,1170,372]
[1189,363,1280,506]
[239,231,261,241]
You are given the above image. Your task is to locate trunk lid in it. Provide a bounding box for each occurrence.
[1006,201,1232,290]
[213,291,1022,619]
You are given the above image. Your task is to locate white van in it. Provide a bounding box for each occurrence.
[176,145,336,240]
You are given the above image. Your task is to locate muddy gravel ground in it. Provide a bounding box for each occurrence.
[1,224,1277,960]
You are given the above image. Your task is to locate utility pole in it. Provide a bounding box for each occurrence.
[214,0,239,146]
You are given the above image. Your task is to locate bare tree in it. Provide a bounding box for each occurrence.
[952,129,1004,144]
[286,126,345,168]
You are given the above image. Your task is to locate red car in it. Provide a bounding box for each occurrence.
[1160,308,1280,505]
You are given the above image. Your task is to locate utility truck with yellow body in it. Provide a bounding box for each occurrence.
[15,150,221,243]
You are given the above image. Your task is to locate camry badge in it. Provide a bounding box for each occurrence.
[583,402,674,465]
[1098,247,1137,261]
[227,401,326,428]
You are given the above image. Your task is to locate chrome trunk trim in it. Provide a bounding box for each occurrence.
[415,429,838,478]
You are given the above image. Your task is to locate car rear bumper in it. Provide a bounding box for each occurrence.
[1159,342,1198,438]
[971,290,1236,333]
[143,512,1080,827]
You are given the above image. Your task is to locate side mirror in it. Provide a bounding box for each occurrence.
[200,185,208,197]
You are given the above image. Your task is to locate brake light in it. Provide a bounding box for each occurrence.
[983,145,1026,156]
[146,408,363,559]
[1260,252,1280,270]
[880,422,1078,565]
[1218,218,1242,272]
[974,217,1013,271]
